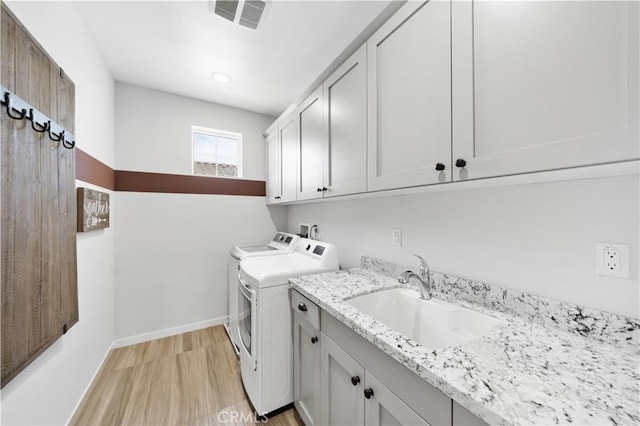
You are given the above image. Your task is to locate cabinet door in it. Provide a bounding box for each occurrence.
[298,88,325,200]
[293,316,321,426]
[452,1,639,180]
[323,44,367,197]
[367,0,452,191]
[364,372,429,426]
[279,112,298,202]
[265,130,281,204]
[321,334,365,426]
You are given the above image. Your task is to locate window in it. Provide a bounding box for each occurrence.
[192,126,242,178]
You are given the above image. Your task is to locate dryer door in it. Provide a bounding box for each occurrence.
[238,274,257,370]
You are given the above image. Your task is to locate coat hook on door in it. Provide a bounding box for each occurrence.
[28,109,49,133]
[62,135,75,149]
[48,127,64,142]
[2,91,27,120]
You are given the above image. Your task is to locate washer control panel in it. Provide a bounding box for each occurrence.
[270,232,300,249]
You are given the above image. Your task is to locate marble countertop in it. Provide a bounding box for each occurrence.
[290,269,640,426]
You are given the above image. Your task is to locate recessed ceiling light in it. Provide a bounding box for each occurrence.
[211,72,231,84]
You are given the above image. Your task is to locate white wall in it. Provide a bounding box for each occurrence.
[1,2,116,425]
[115,82,270,180]
[287,175,639,319]
[114,193,285,338]
[114,84,284,339]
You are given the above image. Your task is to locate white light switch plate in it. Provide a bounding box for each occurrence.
[595,242,630,278]
[391,228,402,247]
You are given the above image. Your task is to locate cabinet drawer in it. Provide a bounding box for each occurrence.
[291,290,320,330]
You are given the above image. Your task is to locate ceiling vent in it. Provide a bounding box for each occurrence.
[210,0,270,30]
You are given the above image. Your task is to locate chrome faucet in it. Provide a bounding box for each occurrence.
[398,254,432,300]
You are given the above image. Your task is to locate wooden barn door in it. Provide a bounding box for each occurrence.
[1,4,77,387]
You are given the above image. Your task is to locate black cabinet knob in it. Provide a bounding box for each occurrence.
[311,336,318,344]
[435,162,445,171]
[317,187,323,192]
[364,388,374,399]
[455,158,467,168]
[297,303,307,312]
[322,186,328,192]
[351,376,360,386]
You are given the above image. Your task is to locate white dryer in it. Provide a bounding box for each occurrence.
[238,238,339,416]
[226,232,300,354]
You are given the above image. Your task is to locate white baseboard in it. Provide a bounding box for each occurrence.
[66,339,115,425]
[111,316,228,348]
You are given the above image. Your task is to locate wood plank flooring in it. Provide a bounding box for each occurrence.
[72,326,303,425]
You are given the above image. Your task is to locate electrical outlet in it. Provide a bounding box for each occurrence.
[596,243,629,278]
[604,249,621,272]
[391,228,402,247]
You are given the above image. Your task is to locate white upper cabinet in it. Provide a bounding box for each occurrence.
[451,0,640,180]
[265,130,281,204]
[266,0,638,203]
[324,44,368,197]
[297,88,325,201]
[296,46,368,201]
[367,0,452,192]
[279,112,299,203]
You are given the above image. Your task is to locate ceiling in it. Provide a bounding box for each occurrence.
[74,1,391,117]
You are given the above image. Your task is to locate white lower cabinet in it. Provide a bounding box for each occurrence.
[293,305,321,425]
[292,291,323,425]
[320,334,365,425]
[364,372,430,426]
[321,335,428,426]
[292,290,486,426]
[452,401,487,426]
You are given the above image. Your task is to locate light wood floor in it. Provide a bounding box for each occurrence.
[72,326,303,425]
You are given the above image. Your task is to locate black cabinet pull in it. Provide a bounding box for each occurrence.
[297,302,307,312]
[317,187,323,192]
[435,162,445,171]
[311,336,318,344]
[351,376,360,386]
[364,388,374,399]
[455,158,467,168]
[322,186,328,192]
[275,196,281,200]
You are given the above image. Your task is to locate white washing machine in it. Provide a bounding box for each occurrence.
[226,232,300,354]
[237,238,339,416]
